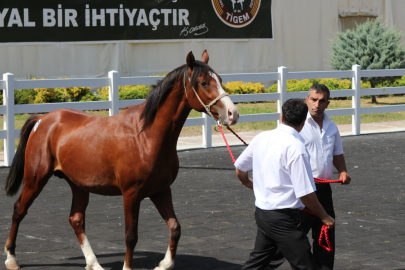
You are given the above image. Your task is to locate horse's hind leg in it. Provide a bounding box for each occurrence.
[150,188,181,270]
[68,183,104,270]
[4,165,53,269]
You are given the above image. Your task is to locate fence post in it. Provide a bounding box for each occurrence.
[3,73,15,167]
[202,113,212,148]
[277,66,287,126]
[352,65,361,135]
[108,70,119,116]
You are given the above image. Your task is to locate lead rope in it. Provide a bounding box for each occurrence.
[183,73,228,128]
[218,124,236,163]
[218,124,342,253]
[302,208,334,252]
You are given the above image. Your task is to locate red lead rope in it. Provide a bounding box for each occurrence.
[218,125,341,253]
[302,208,333,252]
[218,125,236,163]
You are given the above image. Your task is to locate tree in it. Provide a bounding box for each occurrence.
[330,18,405,103]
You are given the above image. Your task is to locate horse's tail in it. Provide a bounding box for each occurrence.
[5,115,40,196]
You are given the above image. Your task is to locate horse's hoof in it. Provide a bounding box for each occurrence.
[5,259,20,270]
[153,265,174,270]
[86,264,105,270]
[86,265,105,270]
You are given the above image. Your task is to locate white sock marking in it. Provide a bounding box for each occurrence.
[5,250,17,264]
[80,236,104,270]
[122,262,131,270]
[154,246,174,270]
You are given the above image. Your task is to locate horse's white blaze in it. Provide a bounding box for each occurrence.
[154,246,174,270]
[211,73,239,125]
[80,236,104,270]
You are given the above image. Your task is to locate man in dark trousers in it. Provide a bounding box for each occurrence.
[235,98,335,270]
[298,84,351,269]
[268,84,352,270]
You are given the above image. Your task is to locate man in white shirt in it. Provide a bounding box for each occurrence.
[235,98,335,270]
[298,84,351,270]
[268,85,352,270]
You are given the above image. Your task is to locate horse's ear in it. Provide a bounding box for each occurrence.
[201,50,209,64]
[186,51,195,71]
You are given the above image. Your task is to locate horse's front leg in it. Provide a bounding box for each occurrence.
[150,188,181,270]
[122,191,141,270]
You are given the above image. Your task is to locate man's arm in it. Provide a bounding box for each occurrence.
[333,154,351,185]
[300,192,335,229]
[236,168,253,190]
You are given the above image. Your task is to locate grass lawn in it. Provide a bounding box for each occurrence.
[3,95,405,150]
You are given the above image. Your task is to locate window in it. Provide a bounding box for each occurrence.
[339,9,377,32]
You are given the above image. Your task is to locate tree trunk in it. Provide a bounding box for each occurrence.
[370,81,377,103]
[371,95,377,103]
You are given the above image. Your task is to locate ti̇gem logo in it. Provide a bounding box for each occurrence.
[212,0,261,28]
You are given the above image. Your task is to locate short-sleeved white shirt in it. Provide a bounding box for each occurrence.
[299,112,344,179]
[234,124,316,211]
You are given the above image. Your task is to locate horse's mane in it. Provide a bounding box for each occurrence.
[140,60,218,131]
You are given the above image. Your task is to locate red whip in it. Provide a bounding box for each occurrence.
[219,126,340,252]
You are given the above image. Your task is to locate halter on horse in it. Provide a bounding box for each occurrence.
[4,51,239,270]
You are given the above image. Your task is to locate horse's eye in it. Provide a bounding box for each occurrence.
[200,82,208,87]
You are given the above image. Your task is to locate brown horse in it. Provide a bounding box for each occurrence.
[3,51,239,270]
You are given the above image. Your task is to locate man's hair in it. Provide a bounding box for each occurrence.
[308,84,330,100]
[282,98,308,127]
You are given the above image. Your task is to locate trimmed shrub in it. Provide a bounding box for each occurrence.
[33,88,64,104]
[15,89,37,104]
[59,87,92,102]
[394,76,405,87]
[119,85,151,99]
[97,85,151,100]
[97,87,109,100]
[1,75,403,106]
[223,81,267,94]
[79,92,101,102]
[268,79,314,93]
[268,78,376,99]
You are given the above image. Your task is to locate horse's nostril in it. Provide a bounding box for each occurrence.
[229,111,232,116]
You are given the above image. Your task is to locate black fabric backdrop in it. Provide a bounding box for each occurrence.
[0,0,272,43]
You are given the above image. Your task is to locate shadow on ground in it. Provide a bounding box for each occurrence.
[21,251,242,270]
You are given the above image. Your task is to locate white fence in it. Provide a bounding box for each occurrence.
[1,65,405,166]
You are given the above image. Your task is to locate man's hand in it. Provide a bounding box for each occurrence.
[236,168,253,190]
[321,215,335,229]
[333,154,351,185]
[301,193,335,229]
[339,171,351,185]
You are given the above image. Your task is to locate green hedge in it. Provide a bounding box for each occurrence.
[222,81,267,94]
[2,76,405,105]
[267,78,370,93]
[267,77,405,99]
[0,85,152,105]
[96,85,151,100]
